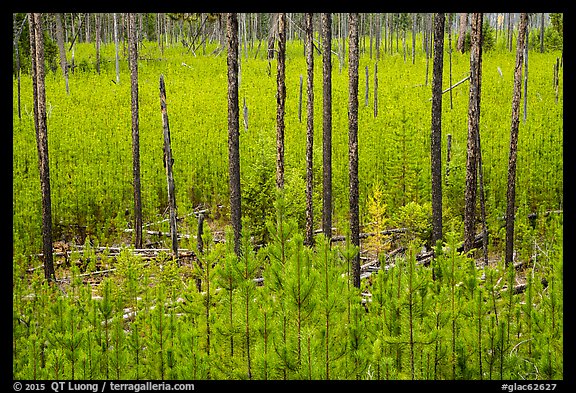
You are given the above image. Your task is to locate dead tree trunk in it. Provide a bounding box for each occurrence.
[128,13,143,249]
[276,13,286,190]
[348,13,360,288]
[463,13,483,253]
[445,134,452,186]
[431,13,445,246]
[159,75,179,261]
[54,13,69,94]
[321,13,333,240]
[304,12,315,247]
[523,21,529,123]
[457,13,467,53]
[29,12,56,282]
[14,14,27,119]
[365,65,369,107]
[227,13,242,256]
[374,62,378,117]
[114,13,120,84]
[95,13,101,74]
[448,13,454,110]
[505,13,528,266]
[196,211,205,291]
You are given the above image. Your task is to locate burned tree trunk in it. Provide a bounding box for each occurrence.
[431,13,445,246]
[54,13,69,94]
[29,12,56,282]
[159,75,179,260]
[114,13,120,84]
[505,13,528,266]
[321,13,333,240]
[457,13,467,53]
[128,13,143,249]
[348,13,360,288]
[304,12,315,247]
[463,13,483,253]
[276,13,286,190]
[227,13,242,256]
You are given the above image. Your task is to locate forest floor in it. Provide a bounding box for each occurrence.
[24,216,533,301]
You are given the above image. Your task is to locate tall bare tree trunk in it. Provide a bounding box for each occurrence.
[412,13,417,65]
[54,13,69,94]
[227,13,242,256]
[448,13,454,110]
[540,13,545,53]
[304,13,315,247]
[457,13,467,53]
[29,13,56,282]
[159,75,179,260]
[463,13,483,253]
[114,13,120,84]
[523,21,529,123]
[348,13,360,288]
[95,13,101,74]
[128,13,143,249]
[431,13,445,246]
[14,14,25,119]
[505,13,528,266]
[321,13,333,240]
[276,13,286,190]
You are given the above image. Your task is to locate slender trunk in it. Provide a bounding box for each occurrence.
[276,13,286,190]
[54,13,69,94]
[30,12,56,282]
[304,13,315,247]
[128,13,143,249]
[114,13,120,84]
[540,13,545,53]
[445,134,452,186]
[14,14,24,119]
[321,13,332,240]
[463,13,483,253]
[471,107,489,267]
[505,13,528,266]
[431,13,445,245]
[523,23,529,123]
[448,14,454,110]
[348,13,360,288]
[374,62,378,118]
[227,13,242,256]
[159,75,179,260]
[412,13,417,64]
[365,65,369,107]
[457,13,467,53]
[95,14,101,74]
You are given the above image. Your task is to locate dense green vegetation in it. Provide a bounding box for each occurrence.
[13,29,563,380]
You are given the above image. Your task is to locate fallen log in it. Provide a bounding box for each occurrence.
[428,75,470,101]
[124,228,193,239]
[456,231,487,253]
[330,227,408,242]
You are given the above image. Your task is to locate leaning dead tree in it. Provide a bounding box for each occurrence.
[276,13,286,190]
[159,75,179,261]
[29,12,56,282]
[54,13,69,94]
[505,13,528,266]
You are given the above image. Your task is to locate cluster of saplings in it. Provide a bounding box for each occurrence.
[13,195,562,380]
